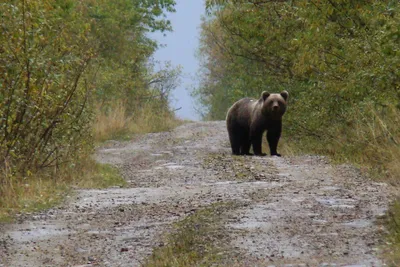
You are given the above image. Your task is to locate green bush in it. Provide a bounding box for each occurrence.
[195,0,400,181]
[0,0,178,217]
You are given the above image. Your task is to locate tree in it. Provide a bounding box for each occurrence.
[195,0,400,125]
[0,0,178,175]
[0,0,94,171]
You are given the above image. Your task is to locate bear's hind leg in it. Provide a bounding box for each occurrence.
[229,133,241,155]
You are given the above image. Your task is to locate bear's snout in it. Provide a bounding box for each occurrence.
[272,103,279,111]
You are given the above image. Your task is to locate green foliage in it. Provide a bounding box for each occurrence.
[196,0,400,117]
[1,0,178,215]
[0,0,178,174]
[85,0,180,115]
[194,0,400,163]
[0,0,94,172]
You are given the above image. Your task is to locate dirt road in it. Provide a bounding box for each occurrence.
[0,121,392,266]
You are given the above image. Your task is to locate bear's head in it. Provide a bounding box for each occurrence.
[261,90,289,119]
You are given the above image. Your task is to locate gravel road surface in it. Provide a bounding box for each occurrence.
[0,121,392,266]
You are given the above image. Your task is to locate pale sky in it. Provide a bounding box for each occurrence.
[151,0,205,121]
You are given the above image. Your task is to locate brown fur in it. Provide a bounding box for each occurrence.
[226,91,288,156]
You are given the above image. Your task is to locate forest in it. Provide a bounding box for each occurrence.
[0,0,180,217]
[1,0,400,263]
[195,0,400,183]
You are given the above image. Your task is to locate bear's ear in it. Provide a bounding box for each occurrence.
[280,91,289,101]
[261,91,270,101]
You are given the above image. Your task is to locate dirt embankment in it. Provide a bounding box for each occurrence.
[0,121,393,266]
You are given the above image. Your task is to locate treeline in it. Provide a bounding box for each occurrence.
[0,1,178,183]
[195,0,400,181]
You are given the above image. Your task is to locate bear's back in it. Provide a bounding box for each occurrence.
[227,97,258,128]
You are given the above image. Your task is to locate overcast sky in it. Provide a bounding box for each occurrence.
[151,0,205,121]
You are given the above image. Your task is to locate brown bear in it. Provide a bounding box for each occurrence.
[226,91,289,156]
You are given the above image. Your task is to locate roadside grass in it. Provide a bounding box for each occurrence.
[145,203,238,267]
[93,101,128,142]
[71,159,127,189]
[0,101,182,221]
[281,103,400,263]
[261,134,296,158]
[0,158,126,222]
[0,172,68,222]
[93,101,184,142]
[382,201,400,265]
[283,104,400,184]
[127,103,183,136]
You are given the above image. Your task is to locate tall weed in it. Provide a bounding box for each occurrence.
[285,103,400,183]
[93,101,130,142]
[93,100,183,142]
[129,102,182,134]
[0,155,126,221]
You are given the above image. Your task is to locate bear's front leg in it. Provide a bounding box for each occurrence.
[250,131,266,156]
[267,121,282,157]
[240,138,253,155]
